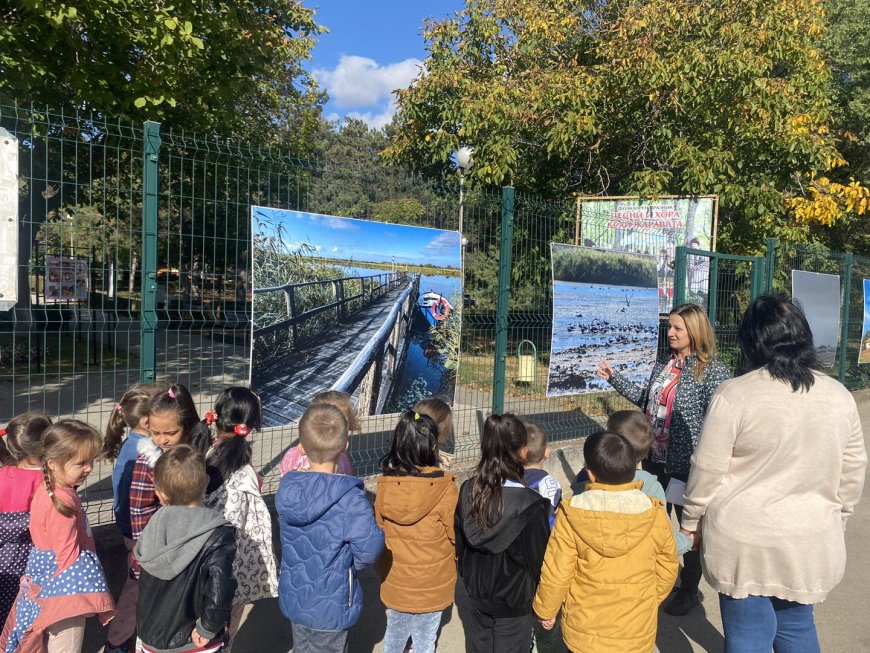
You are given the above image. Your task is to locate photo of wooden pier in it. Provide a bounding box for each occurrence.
[251,207,462,427]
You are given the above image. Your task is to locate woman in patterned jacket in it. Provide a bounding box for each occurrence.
[597,302,729,616]
[202,387,278,653]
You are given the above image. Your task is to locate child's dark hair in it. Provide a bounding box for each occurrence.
[206,387,261,492]
[0,412,52,466]
[103,384,156,460]
[605,411,653,464]
[522,421,548,465]
[311,391,361,433]
[42,420,102,517]
[154,444,208,506]
[380,410,440,475]
[149,383,209,452]
[470,414,527,530]
[583,431,636,485]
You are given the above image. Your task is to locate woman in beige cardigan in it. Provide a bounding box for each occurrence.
[681,295,866,652]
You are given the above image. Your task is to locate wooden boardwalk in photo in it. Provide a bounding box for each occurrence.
[254,279,416,427]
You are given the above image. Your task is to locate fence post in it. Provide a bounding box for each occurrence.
[673,246,687,308]
[707,256,720,325]
[140,121,161,384]
[764,238,777,294]
[492,187,515,416]
[750,256,765,300]
[839,253,853,384]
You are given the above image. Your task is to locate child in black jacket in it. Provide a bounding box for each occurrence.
[135,445,237,653]
[456,414,550,653]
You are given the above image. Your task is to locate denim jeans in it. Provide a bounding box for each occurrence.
[382,609,443,653]
[719,594,821,653]
[291,623,348,653]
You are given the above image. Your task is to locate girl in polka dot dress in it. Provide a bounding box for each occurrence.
[0,412,52,628]
[201,388,278,653]
[0,420,115,653]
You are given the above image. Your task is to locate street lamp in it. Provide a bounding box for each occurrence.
[455,146,473,246]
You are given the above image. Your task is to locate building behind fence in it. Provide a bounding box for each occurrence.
[1,104,868,525]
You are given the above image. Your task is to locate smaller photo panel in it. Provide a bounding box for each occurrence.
[791,270,841,368]
[547,244,659,397]
[861,279,870,365]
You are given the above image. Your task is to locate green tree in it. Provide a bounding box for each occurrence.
[386,0,869,253]
[0,1,324,146]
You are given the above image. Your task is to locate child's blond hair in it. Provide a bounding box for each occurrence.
[42,420,102,517]
[413,397,453,444]
[522,421,548,465]
[606,410,653,464]
[312,391,361,433]
[299,404,348,464]
[154,444,208,505]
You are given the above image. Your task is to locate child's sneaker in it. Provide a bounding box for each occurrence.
[103,643,129,653]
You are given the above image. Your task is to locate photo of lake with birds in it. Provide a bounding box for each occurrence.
[547,244,658,397]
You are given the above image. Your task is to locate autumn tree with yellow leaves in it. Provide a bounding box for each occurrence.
[386,0,868,252]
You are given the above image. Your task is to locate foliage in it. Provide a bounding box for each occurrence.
[0,1,324,146]
[428,298,462,374]
[385,0,869,253]
[551,246,657,287]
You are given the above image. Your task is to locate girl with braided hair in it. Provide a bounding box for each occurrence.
[0,420,114,653]
[0,412,52,627]
[201,387,277,652]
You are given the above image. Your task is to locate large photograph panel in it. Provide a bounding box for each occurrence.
[251,207,462,427]
[547,244,659,397]
[791,270,840,368]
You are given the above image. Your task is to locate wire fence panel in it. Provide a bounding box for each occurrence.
[0,104,146,521]
[771,242,870,390]
[4,104,869,525]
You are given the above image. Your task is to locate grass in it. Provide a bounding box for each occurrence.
[0,332,138,380]
[457,352,635,417]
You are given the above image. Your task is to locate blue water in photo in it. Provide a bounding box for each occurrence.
[343,265,461,410]
[548,281,658,396]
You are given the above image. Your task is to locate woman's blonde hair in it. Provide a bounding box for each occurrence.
[670,303,717,378]
[42,420,102,517]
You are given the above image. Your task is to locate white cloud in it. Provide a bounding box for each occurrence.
[330,246,339,253]
[425,231,461,255]
[316,55,424,128]
[316,55,422,109]
[318,216,359,231]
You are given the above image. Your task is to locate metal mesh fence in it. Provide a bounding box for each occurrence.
[771,242,870,390]
[4,104,868,525]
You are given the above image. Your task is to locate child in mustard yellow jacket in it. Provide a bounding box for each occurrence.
[533,432,678,653]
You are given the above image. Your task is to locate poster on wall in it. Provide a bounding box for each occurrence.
[580,197,716,312]
[791,270,840,368]
[861,279,870,365]
[0,128,18,311]
[251,207,462,427]
[546,244,659,397]
[45,257,89,301]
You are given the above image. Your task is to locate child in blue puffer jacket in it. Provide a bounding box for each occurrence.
[276,403,384,653]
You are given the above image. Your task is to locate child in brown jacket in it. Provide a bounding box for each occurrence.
[375,410,458,653]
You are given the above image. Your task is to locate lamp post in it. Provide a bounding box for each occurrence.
[455,146,473,246]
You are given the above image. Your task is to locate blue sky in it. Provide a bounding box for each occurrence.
[254,207,461,268]
[308,1,463,128]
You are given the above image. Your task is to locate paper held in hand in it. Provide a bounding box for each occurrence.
[665,478,687,506]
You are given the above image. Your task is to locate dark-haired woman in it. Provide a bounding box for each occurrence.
[455,414,550,653]
[375,410,458,653]
[597,302,730,615]
[202,387,278,653]
[681,296,867,652]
